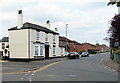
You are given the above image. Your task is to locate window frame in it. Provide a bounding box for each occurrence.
[40,45,43,56]
[34,44,44,56]
[53,46,55,55]
[45,33,48,42]
[53,34,55,43]
[34,46,39,56]
[36,31,40,41]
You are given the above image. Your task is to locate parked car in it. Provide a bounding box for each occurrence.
[81,52,89,57]
[68,52,79,59]
[65,52,69,57]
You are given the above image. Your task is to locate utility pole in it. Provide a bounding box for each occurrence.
[66,24,68,55]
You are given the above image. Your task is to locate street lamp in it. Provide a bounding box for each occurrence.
[66,24,68,55]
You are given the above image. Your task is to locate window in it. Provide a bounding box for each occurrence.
[53,35,55,43]
[35,46,39,56]
[34,45,44,56]
[53,47,55,55]
[36,31,39,41]
[45,33,48,42]
[40,46,43,56]
[61,48,63,54]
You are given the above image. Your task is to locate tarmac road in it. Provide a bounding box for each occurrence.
[2,53,119,82]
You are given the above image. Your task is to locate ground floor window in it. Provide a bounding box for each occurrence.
[34,44,44,56]
[40,46,43,56]
[35,46,39,56]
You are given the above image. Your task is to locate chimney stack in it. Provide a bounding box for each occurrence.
[55,28,58,32]
[17,10,23,29]
[46,20,50,29]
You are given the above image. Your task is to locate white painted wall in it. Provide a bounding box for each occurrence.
[48,33,53,57]
[9,28,64,59]
[40,31,45,43]
[9,29,29,59]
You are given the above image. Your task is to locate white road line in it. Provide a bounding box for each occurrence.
[104,66,116,72]
[28,72,36,82]
[20,73,29,80]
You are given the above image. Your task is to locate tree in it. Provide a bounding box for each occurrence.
[107,1,120,7]
[107,14,120,48]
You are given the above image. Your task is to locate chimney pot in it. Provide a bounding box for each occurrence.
[18,10,22,14]
[46,20,50,29]
[55,28,58,32]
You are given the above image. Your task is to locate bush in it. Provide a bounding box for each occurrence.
[114,49,120,55]
[87,49,96,54]
[110,48,119,60]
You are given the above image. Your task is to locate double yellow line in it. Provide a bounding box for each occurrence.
[1,60,63,75]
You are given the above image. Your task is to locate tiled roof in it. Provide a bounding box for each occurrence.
[59,36,81,45]
[0,37,9,42]
[8,22,59,35]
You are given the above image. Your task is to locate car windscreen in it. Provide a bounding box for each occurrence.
[69,52,78,54]
[82,52,88,55]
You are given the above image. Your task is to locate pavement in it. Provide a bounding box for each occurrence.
[100,55,120,72]
[0,60,8,62]
[1,57,67,74]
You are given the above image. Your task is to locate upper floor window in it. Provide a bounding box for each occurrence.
[53,46,55,55]
[61,48,63,54]
[53,35,55,43]
[45,33,48,42]
[36,31,39,41]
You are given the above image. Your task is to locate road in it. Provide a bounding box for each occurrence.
[2,53,118,81]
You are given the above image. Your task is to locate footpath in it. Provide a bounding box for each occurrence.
[1,57,67,74]
[101,55,120,72]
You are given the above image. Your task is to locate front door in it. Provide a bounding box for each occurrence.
[45,45,49,59]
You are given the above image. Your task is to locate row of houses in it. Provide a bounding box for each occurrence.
[59,36,110,54]
[0,10,109,60]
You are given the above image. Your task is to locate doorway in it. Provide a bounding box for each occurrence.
[45,45,49,59]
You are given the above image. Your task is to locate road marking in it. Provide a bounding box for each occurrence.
[1,60,63,75]
[68,74,77,77]
[20,73,29,80]
[104,66,116,72]
[21,78,24,80]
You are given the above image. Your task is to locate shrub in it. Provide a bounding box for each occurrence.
[114,49,120,55]
[87,49,96,54]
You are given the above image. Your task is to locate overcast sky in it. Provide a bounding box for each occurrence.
[0,0,118,46]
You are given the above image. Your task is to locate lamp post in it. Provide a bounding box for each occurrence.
[66,24,68,55]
